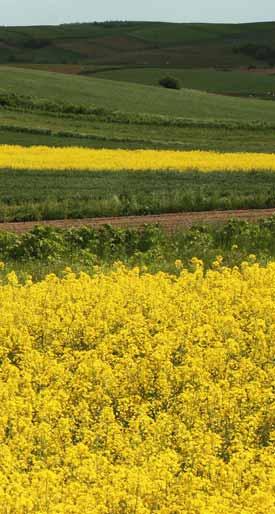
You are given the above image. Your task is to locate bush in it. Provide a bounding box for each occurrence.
[22,38,50,49]
[158,76,181,90]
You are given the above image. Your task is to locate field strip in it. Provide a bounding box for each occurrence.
[1,208,275,233]
[2,146,275,171]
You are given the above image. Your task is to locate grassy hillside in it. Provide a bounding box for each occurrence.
[92,67,275,97]
[1,66,275,122]
[1,21,275,66]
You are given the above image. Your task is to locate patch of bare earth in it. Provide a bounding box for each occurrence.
[240,66,275,75]
[1,208,275,233]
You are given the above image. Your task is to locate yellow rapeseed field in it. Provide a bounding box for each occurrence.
[0,262,274,513]
[1,145,275,172]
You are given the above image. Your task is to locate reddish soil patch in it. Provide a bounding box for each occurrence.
[1,208,275,233]
[240,66,275,75]
[55,36,149,59]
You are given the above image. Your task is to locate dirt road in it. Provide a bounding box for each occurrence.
[1,208,275,233]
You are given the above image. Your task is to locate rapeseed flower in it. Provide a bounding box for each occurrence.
[0,263,273,512]
[1,145,275,172]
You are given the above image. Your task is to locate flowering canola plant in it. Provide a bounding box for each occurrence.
[1,145,275,172]
[0,262,274,513]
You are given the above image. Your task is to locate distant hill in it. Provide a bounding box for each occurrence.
[0,21,275,67]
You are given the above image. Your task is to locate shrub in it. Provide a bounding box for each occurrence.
[22,38,50,49]
[158,76,181,90]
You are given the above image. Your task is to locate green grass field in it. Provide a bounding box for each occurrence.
[93,67,275,97]
[0,169,275,222]
[0,65,274,163]
[1,106,275,152]
[1,66,275,122]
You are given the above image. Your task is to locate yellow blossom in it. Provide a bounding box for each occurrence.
[1,145,275,172]
[0,263,273,512]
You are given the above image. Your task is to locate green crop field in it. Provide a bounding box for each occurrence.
[0,169,275,223]
[0,23,275,224]
[92,67,275,97]
[1,66,275,122]
[1,105,275,152]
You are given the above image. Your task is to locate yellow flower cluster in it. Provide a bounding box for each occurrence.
[1,145,275,172]
[0,262,274,513]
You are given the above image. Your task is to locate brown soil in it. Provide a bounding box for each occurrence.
[1,208,275,233]
[240,66,275,75]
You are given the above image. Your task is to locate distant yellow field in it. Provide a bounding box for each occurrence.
[1,145,275,171]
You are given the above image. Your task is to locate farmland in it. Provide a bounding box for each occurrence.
[91,66,275,98]
[0,254,275,513]
[0,19,274,514]
[1,147,275,222]
[2,66,275,120]
[1,20,275,67]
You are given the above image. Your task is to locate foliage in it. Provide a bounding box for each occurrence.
[2,219,275,279]
[159,76,181,90]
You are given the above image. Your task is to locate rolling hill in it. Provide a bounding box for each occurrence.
[1,66,275,122]
[91,67,275,98]
[0,21,275,67]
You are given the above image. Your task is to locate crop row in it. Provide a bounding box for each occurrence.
[1,91,274,130]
